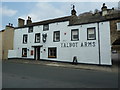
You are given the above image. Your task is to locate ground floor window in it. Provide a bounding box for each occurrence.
[22,48,27,57]
[48,47,57,58]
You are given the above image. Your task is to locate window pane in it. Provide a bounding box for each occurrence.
[22,48,27,57]
[43,24,49,31]
[88,29,94,34]
[23,35,27,43]
[71,29,79,41]
[28,26,33,33]
[35,33,40,43]
[117,22,120,31]
[87,28,96,40]
[48,48,57,58]
[54,31,60,42]
[72,31,78,35]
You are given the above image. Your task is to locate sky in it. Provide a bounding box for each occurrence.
[0,1,119,30]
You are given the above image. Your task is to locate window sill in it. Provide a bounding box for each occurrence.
[71,39,79,41]
[22,56,27,57]
[35,42,40,43]
[48,56,56,58]
[53,41,60,42]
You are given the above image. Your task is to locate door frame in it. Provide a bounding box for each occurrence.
[34,46,40,60]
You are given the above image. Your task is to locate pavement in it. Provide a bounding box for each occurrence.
[3,59,119,73]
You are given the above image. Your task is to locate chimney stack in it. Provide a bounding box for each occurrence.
[26,16,32,25]
[5,23,14,29]
[101,3,108,16]
[18,18,25,27]
[71,5,76,16]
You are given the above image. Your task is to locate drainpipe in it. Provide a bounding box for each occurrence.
[97,22,101,65]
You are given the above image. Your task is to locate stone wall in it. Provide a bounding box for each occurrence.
[2,26,14,60]
[110,19,120,53]
[0,31,3,60]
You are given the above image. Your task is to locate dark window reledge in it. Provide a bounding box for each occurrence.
[48,47,57,58]
[35,33,40,43]
[28,26,33,33]
[43,24,49,31]
[53,31,60,42]
[23,34,28,44]
[71,29,79,41]
[22,48,27,57]
[87,27,96,40]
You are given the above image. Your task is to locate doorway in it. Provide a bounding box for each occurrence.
[34,47,40,60]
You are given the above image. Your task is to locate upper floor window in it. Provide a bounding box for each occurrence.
[53,31,60,42]
[71,29,79,41]
[87,27,96,40]
[35,33,40,43]
[22,48,27,57]
[117,22,120,31]
[23,34,28,44]
[28,26,33,33]
[43,24,49,31]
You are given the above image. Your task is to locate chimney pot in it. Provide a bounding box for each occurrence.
[26,16,32,25]
[11,24,13,27]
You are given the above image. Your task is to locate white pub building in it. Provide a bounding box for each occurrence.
[8,4,120,65]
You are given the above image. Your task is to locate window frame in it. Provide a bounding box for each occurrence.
[53,31,60,42]
[28,26,33,33]
[35,33,40,43]
[117,22,120,31]
[22,48,27,57]
[43,24,49,31]
[48,47,57,58]
[87,27,96,40]
[71,29,79,41]
[23,34,28,44]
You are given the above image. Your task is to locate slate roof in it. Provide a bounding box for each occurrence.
[15,9,120,29]
[112,37,120,45]
[15,16,71,29]
[70,10,120,25]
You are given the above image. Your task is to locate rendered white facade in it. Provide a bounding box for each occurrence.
[8,20,112,65]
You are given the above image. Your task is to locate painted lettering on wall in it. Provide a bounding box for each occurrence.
[61,42,78,48]
[61,42,96,48]
[80,42,95,47]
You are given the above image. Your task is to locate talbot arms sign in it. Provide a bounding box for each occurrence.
[61,42,96,48]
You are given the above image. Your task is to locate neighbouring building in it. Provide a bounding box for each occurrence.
[0,30,3,60]
[8,3,120,65]
[0,24,14,60]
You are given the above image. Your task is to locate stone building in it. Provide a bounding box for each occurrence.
[0,30,3,60]
[0,24,14,60]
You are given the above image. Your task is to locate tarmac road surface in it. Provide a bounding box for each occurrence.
[2,61,118,88]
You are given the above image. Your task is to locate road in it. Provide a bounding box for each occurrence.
[2,61,118,88]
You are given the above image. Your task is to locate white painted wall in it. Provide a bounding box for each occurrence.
[99,22,111,65]
[8,20,111,65]
[8,50,17,58]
